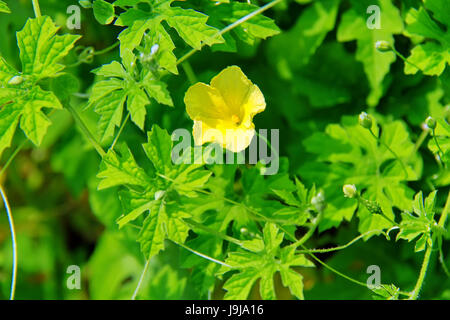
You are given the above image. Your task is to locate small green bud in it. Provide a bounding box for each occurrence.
[360,198,382,215]
[240,228,249,235]
[8,75,23,85]
[343,184,357,198]
[375,40,392,52]
[425,116,436,130]
[311,190,326,212]
[359,112,373,129]
[78,0,92,8]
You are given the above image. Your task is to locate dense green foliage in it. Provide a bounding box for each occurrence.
[0,0,449,300]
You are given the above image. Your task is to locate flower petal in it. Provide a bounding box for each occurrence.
[184,82,231,122]
[241,84,266,127]
[210,65,253,117]
[193,120,255,153]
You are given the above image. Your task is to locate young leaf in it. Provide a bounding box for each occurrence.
[88,52,173,141]
[0,17,80,156]
[221,223,314,300]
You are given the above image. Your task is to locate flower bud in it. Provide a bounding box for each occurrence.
[343,184,357,198]
[8,75,23,85]
[359,112,372,129]
[150,44,159,56]
[78,0,92,8]
[375,41,392,52]
[425,116,436,130]
[311,190,326,212]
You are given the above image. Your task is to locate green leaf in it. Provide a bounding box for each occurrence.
[222,223,313,300]
[165,7,223,50]
[0,85,62,155]
[0,0,10,13]
[97,125,211,258]
[300,115,421,233]
[17,16,80,80]
[116,1,223,72]
[404,42,450,76]
[268,0,339,70]
[397,191,438,252]
[404,2,450,76]
[88,54,172,141]
[93,0,116,25]
[337,0,403,106]
[97,143,150,190]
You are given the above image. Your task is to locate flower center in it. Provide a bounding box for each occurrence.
[231,114,240,125]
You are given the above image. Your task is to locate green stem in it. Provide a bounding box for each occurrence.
[438,237,450,277]
[94,42,119,56]
[391,46,423,73]
[170,239,231,268]
[110,113,130,151]
[176,0,284,65]
[131,259,150,300]
[412,129,429,156]
[184,218,243,246]
[0,185,17,300]
[293,212,321,247]
[31,0,41,17]
[181,62,197,85]
[409,192,450,299]
[432,128,446,167]
[296,230,386,254]
[369,129,408,179]
[409,242,433,300]
[66,103,106,157]
[0,140,26,179]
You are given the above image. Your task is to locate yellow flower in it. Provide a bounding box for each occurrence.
[184,66,266,153]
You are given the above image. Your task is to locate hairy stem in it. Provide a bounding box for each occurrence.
[409,191,450,299]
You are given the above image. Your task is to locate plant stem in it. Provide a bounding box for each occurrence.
[409,192,450,299]
[31,0,41,18]
[409,242,433,300]
[170,239,231,268]
[0,185,17,300]
[110,113,130,151]
[66,103,106,157]
[391,46,423,74]
[181,62,197,85]
[184,218,243,246]
[94,42,119,56]
[432,128,446,167]
[293,212,321,247]
[131,259,150,300]
[295,230,386,254]
[0,140,26,179]
[369,129,408,179]
[176,0,284,65]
